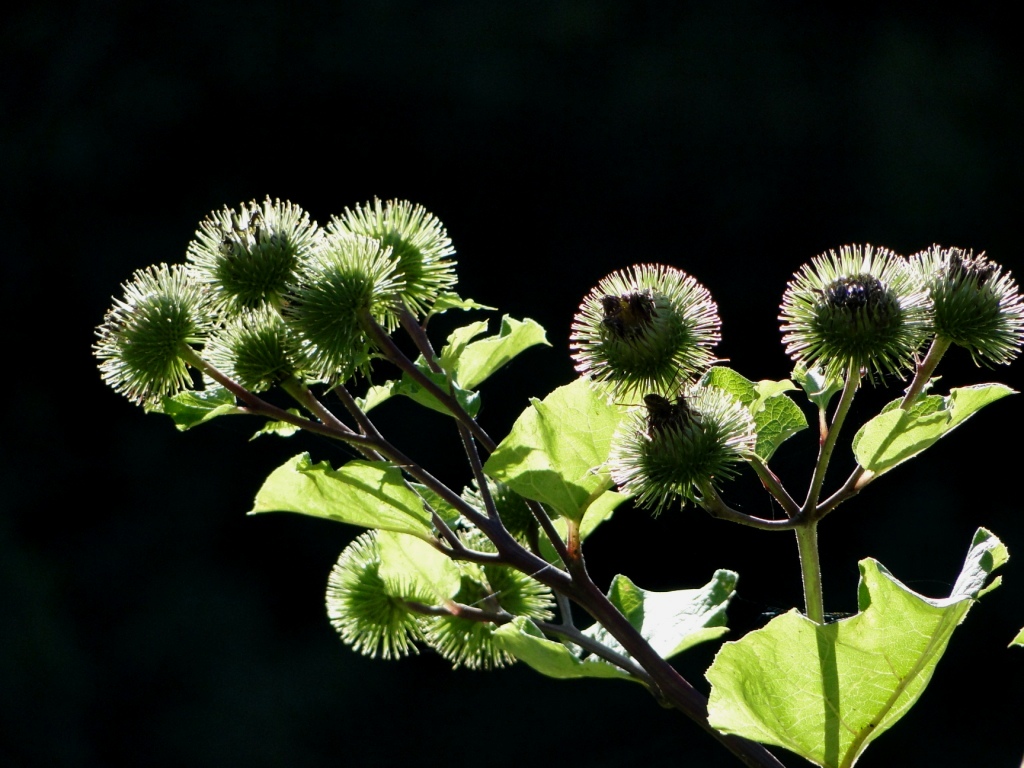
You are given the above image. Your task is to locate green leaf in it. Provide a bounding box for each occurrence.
[1011,627,1024,648]
[702,366,758,403]
[751,395,808,461]
[356,380,402,413]
[250,409,303,439]
[400,365,482,418]
[438,319,490,370]
[151,387,241,430]
[375,529,461,601]
[410,483,463,529]
[428,292,496,315]
[853,384,1015,474]
[249,453,434,539]
[493,616,634,681]
[792,365,844,412]
[584,570,736,661]
[706,527,1007,768]
[440,315,550,390]
[496,571,735,685]
[483,378,628,521]
[702,366,807,460]
[356,365,481,418]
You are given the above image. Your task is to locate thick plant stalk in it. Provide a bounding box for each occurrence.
[549,536,788,768]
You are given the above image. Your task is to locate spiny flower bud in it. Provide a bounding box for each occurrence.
[910,245,1024,366]
[779,244,931,384]
[570,264,722,399]
[94,263,215,405]
[608,386,756,514]
[203,305,307,393]
[187,197,321,313]
[327,198,457,318]
[325,531,430,660]
[284,233,404,382]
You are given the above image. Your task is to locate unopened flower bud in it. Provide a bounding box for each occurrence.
[910,245,1024,366]
[609,386,756,514]
[779,244,930,383]
[94,263,214,404]
[187,197,321,313]
[328,198,457,318]
[570,264,721,398]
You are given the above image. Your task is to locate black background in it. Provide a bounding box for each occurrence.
[4,3,1023,766]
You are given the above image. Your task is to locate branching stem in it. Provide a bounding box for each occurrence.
[179,346,376,447]
[360,309,497,452]
[804,361,860,514]
[816,335,952,519]
[900,336,952,408]
[700,484,801,530]
[750,458,801,519]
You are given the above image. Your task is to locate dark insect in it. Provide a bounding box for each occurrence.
[643,393,692,436]
[600,291,656,339]
[600,295,625,335]
[823,275,886,310]
[948,250,997,286]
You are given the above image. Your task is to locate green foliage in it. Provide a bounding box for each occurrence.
[152,386,241,429]
[493,617,636,681]
[376,530,462,601]
[484,377,628,521]
[495,568,736,680]
[428,292,495,314]
[586,570,736,660]
[852,384,1014,474]
[439,315,550,390]
[706,528,1007,768]
[701,366,807,460]
[356,314,547,417]
[792,365,845,413]
[249,411,304,439]
[250,454,435,540]
[360,364,483,418]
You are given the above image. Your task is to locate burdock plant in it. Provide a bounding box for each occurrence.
[95,199,1024,768]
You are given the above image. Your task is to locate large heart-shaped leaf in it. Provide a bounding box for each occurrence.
[706,528,1007,768]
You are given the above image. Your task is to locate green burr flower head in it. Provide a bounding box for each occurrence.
[570,264,722,399]
[779,244,931,384]
[284,233,404,382]
[94,263,214,405]
[203,305,306,392]
[422,529,553,670]
[910,245,1024,366]
[608,386,756,514]
[325,531,429,660]
[187,197,321,313]
[328,198,457,318]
